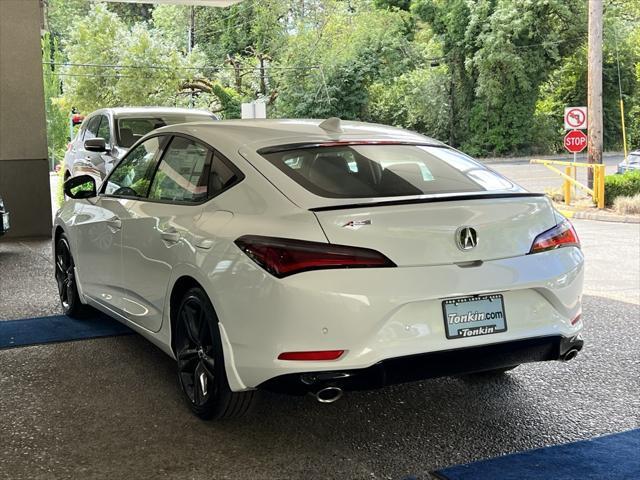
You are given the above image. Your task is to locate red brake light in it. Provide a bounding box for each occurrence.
[235,235,396,278]
[278,350,344,361]
[529,219,580,254]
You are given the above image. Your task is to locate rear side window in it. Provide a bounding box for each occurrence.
[117,114,215,148]
[148,137,210,203]
[103,136,164,197]
[209,152,238,196]
[259,144,513,198]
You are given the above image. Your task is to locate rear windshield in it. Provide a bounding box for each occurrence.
[259,144,514,198]
[117,114,214,148]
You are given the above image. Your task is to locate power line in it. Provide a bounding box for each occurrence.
[43,61,320,72]
[43,61,219,71]
[43,72,134,78]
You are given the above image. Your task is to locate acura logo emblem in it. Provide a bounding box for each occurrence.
[456,227,478,251]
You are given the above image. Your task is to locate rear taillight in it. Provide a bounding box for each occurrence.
[66,142,73,151]
[235,235,396,278]
[529,219,580,254]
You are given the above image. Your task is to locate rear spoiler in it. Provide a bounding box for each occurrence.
[309,192,546,212]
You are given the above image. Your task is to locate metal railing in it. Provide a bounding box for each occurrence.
[530,159,606,209]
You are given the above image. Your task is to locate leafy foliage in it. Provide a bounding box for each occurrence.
[42,33,69,167]
[43,0,640,160]
[604,171,640,206]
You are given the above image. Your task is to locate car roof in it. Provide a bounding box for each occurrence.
[156,119,444,151]
[89,107,216,119]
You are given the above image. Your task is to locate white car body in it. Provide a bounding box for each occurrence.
[54,119,584,397]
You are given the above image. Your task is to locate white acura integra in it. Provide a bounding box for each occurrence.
[54,118,584,419]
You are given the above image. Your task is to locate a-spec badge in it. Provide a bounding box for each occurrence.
[456,226,478,251]
[342,219,372,230]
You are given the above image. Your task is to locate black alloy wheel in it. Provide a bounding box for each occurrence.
[55,234,86,317]
[175,287,255,419]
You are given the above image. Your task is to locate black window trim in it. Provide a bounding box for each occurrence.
[100,132,245,206]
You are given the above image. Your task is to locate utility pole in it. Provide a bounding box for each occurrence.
[587,0,603,189]
[187,6,195,107]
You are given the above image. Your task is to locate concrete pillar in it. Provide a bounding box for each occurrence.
[0,0,52,239]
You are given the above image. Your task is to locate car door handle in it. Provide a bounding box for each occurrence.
[160,228,181,243]
[106,217,121,232]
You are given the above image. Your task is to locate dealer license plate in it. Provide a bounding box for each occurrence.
[442,294,507,339]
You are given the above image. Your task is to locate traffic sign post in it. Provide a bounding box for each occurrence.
[564,129,588,201]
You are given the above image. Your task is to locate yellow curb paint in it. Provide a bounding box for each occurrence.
[558,209,575,218]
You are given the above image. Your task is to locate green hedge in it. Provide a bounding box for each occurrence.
[604,171,640,206]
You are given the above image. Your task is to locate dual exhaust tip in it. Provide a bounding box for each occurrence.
[313,386,343,403]
[563,348,579,362]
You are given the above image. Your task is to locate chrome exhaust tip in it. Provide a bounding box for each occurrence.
[563,348,579,362]
[314,386,343,403]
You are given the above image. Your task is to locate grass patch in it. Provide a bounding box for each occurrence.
[613,193,640,215]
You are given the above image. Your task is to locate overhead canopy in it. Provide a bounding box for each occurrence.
[104,0,243,6]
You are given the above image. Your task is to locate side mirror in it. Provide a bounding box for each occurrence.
[64,174,97,199]
[84,137,107,152]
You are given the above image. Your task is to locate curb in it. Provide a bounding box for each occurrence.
[558,209,640,224]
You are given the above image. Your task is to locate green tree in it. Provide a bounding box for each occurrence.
[42,33,69,168]
[273,2,412,119]
[413,0,586,155]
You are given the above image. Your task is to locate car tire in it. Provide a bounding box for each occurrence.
[175,287,255,420]
[54,234,89,318]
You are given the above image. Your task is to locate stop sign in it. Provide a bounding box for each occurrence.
[564,130,587,153]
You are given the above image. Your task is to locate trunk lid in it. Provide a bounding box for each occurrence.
[313,194,556,266]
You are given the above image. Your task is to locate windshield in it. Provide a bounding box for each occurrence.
[259,144,515,199]
[117,114,214,148]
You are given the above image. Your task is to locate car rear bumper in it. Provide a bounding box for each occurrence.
[258,334,584,394]
[215,245,584,389]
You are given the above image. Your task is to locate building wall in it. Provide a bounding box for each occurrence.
[0,0,52,238]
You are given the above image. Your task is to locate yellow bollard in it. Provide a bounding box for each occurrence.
[592,166,597,206]
[598,165,605,209]
[564,166,572,205]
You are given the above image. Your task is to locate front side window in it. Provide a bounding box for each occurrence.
[260,144,514,198]
[103,136,164,197]
[148,137,210,203]
[96,115,111,145]
[82,116,100,141]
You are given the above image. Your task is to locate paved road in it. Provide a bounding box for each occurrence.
[0,219,638,479]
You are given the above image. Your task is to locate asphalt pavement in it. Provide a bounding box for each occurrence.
[0,218,638,479]
[488,154,623,196]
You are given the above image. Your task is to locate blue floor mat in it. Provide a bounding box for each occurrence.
[0,313,133,349]
[433,428,640,480]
